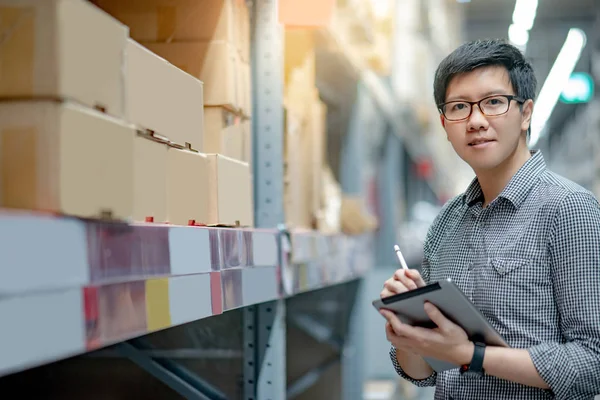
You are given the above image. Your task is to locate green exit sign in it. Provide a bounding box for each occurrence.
[560,72,594,104]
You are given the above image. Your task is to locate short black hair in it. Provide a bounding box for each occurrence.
[433,39,537,107]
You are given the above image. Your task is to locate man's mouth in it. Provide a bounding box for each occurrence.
[468,138,495,146]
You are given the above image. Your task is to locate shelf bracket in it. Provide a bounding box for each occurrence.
[116,339,228,400]
[286,355,339,399]
[288,313,344,353]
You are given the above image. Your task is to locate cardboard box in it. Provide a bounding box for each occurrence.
[0,0,128,117]
[235,0,250,62]
[279,0,336,27]
[0,101,134,219]
[241,119,252,165]
[92,0,235,43]
[126,39,204,149]
[203,107,244,160]
[238,61,252,118]
[166,148,209,225]
[284,29,315,87]
[144,40,239,111]
[283,93,326,230]
[284,36,316,120]
[283,107,309,229]
[206,154,253,226]
[307,97,327,221]
[133,135,168,223]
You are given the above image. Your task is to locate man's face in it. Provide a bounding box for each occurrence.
[440,66,533,172]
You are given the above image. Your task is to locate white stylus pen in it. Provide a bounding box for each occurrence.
[394,244,409,270]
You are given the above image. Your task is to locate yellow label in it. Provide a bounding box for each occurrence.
[1,128,37,208]
[0,7,35,96]
[145,278,171,331]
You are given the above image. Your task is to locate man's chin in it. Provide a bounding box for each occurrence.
[463,156,503,173]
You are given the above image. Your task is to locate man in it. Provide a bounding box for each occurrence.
[380,39,600,400]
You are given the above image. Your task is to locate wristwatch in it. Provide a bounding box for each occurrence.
[460,341,486,377]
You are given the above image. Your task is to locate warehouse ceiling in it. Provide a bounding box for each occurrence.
[317,0,598,183]
[460,0,598,140]
[463,0,595,21]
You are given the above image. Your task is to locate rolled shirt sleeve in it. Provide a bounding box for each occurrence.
[388,248,438,386]
[388,207,445,385]
[389,346,437,387]
[529,191,600,399]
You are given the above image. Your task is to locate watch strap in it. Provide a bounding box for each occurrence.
[469,342,486,372]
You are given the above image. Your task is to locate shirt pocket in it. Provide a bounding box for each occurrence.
[489,258,528,276]
[485,256,552,293]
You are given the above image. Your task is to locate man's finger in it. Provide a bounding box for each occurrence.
[393,270,417,290]
[385,322,395,341]
[385,323,431,355]
[381,310,422,339]
[424,302,451,332]
[383,278,409,295]
[405,269,426,288]
[380,310,403,335]
[385,321,415,352]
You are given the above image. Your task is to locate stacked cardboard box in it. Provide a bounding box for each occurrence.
[0,0,134,220]
[124,38,206,224]
[282,29,329,230]
[91,0,253,165]
[0,0,253,227]
[283,95,327,231]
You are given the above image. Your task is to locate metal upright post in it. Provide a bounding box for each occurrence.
[245,0,287,399]
[340,83,369,196]
[251,0,285,228]
[376,128,401,267]
[341,280,366,400]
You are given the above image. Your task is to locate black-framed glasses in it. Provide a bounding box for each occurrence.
[438,95,525,121]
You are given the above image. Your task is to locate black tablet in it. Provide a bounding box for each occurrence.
[373,278,510,371]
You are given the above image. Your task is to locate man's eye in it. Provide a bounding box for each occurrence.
[486,98,505,105]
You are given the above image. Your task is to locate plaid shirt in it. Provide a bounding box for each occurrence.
[390,150,600,400]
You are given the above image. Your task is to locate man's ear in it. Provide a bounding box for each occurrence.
[439,115,450,141]
[521,99,534,133]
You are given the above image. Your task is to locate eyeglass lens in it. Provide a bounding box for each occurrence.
[443,96,510,120]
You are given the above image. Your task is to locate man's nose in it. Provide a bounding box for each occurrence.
[467,105,489,131]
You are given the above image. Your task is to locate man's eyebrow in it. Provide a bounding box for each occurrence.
[445,90,513,102]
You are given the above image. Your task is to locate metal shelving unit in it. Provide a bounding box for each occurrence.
[0,1,387,399]
[0,211,372,397]
[0,0,457,396]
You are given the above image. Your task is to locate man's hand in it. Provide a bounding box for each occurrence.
[381,302,474,366]
[380,268,426,298]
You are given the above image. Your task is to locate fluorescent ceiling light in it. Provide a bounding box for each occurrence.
[529,28,587,147]
[371,0,391,18]
[512,0,538,31]
[508,24,529,46]
[508,0,538,48]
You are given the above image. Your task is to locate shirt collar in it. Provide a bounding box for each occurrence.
[463,150,546,208]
